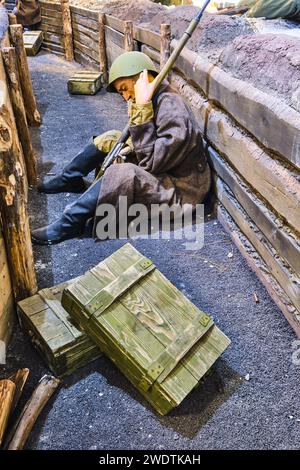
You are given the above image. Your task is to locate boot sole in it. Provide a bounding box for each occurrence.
[37,188,85,194]
[31,234,77,246]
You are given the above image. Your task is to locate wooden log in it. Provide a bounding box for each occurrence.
[2,47,37,186]
[8,369,29,412]
[98,13,108,82]
[217,178,300,313]
[169,72,300,235]
[7,375,60,450]
[0,379,15,446]
[8,13,17,25]
[0,54,37,301]
[218,205,300,337]
[9,25,41,127]
[61,0,74,61]
[124,21,133,52]
[160,24,171,73]
[208,146,300,275]
[0,231,15,362]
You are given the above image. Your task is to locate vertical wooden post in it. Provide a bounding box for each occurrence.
[98,13,108,83]
[2,47,37,187]
[0,55,37,301]
[160,24,171,76]
[9,25,41,127]
[8,13,17,25]
[124,21,134,52]
[61,0,74,61]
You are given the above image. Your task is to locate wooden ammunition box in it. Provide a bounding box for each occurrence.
[23,31,43,56]
[67,71,103,95]
[17,279,101,377]
[61,243,231,415]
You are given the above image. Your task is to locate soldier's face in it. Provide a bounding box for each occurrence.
[113,75,138,102]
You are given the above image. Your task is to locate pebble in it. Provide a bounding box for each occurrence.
[227,252,233,258]
[245,374,250,381]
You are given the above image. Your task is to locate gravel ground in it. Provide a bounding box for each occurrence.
[2,52,300,450]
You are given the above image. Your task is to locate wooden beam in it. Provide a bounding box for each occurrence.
[0,54,37,301]
[171,41,300,170]
[71,12,99,32]
[61,0,74,61]
[217,178,300,313]
[218,205,300,338]
[2,47,37,187]
[209,146,300,275]
[160,24,171,73]
[8,13,17,25]
[124,21,133,52]
[9,25,41,127]
[105,15,125,34]
[170,72,300,235]
[133,25,160,51]
[98,13,108,83]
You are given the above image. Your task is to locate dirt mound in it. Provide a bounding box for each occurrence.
[69,0,166,23]
[140,7,254,55]
[220,34,300,111]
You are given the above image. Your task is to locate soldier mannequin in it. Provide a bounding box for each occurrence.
[31,52,211,245]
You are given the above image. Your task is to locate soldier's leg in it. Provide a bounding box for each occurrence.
[38,131,122,194]
[31,178,102,245]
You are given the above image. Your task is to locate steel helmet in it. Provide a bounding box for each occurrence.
[107,51,158,92]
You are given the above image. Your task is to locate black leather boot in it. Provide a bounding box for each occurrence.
[31,178,102,245]
[38,139,105,194]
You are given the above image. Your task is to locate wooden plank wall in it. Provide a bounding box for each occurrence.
[39,1,300,336]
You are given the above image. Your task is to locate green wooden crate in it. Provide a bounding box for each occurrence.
[67,71,103,95]
[17,278,101,377]
[23,31,43,56]
[61,243,231,415]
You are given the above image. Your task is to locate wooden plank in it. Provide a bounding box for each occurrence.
[170,72,300,235]
[217,178,300,312]
[72,21,98,42]
[42,32,64,46]
[74,40,99,63]
[40,22,63,35]
[105,15,125,34]
[40,16,63,27]
[41,10,62,20]
[42,41,65,54]
[133,25,160,51]
[218,205,300,337]
[73,30,98,54]
[40,0,61,12]
[105,40,124,68]
[71,12,99,32]
[70,4,98,21]
[209,146,300,275]
[171,41,300,170]
[105,26,125,50]
[74,51,98,70]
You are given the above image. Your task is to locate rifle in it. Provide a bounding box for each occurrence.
[97,0,211,178]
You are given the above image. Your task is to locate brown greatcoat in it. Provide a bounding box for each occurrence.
[15,0,41,26]
[94,82,211,236]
